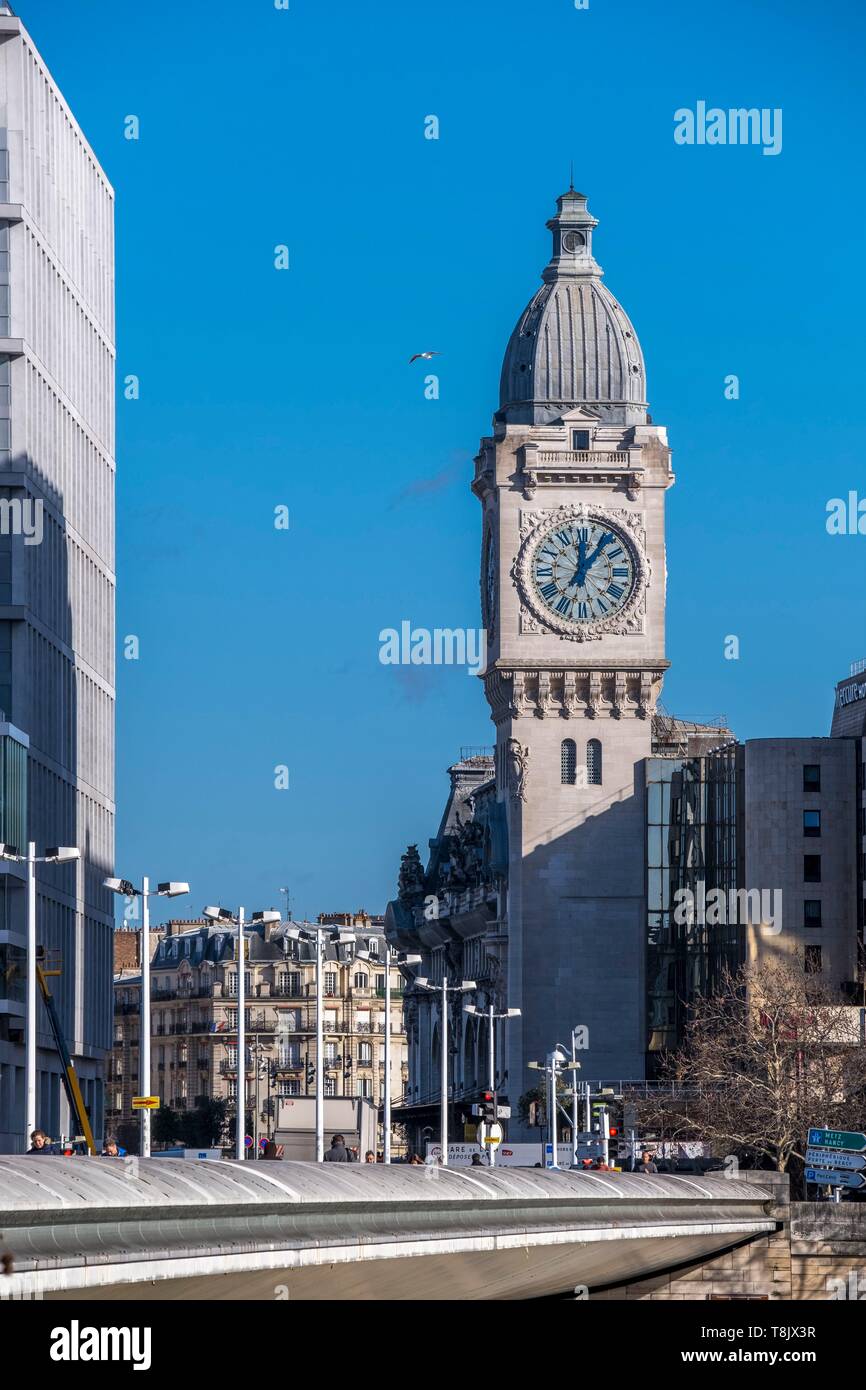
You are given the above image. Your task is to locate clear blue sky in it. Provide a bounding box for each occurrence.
[20,0,866,921]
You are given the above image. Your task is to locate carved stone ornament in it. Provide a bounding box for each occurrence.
[506,737,530,801]
[511,502,651,643]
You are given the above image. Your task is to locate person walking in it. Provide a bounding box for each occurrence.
[636,1150,658,1174]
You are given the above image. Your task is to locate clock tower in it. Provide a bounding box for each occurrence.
[473,189,674,1114]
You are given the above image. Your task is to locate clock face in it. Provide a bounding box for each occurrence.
[484,530,496,628]
[530,518,636,626]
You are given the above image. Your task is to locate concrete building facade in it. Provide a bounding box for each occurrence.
[0,10,115,1150]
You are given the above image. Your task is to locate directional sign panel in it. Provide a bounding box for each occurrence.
[807,1128,866,1153]
[131,1096,160,1110]
[806,1147,866,1171]
[805,1167,866,1190]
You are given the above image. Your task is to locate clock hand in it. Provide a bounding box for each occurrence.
[583,532,613,574]
[569,534,588,589]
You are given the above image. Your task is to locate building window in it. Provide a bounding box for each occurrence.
[803,810,821,837]
[358,1042,372,1064]
[324,1042,338,1063]
[804,900,823,928]
[805,945,823,974]
[571,429,591,450]
[324,971,338,995]
[279,1078,300,1097]
[561,739,577,785]
[804,855,821,883]
[278,971,301,996]
[586,739,602,785]
[803,765,821,792]
[375,973,386,992]
[357,1078,372,1099]
[226,971,251,997]
[324,1076,336,1097]
[353,972,367,989]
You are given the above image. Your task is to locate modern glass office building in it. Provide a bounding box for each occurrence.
[0,10,115,1150]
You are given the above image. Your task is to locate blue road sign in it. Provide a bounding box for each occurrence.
[805,1167,866,1190]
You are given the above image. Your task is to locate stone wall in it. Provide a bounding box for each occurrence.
[591,1176,866,1300]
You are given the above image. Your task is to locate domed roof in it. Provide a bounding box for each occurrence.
[498,190,647,426]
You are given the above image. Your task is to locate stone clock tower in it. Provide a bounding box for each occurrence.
[472,189,674,1113]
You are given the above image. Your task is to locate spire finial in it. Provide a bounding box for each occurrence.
[569,160,574,192]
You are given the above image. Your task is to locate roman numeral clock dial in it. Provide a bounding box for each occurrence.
[510,507,649,642]
[531,519,636,626]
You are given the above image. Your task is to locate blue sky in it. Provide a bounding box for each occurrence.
[21,0,866,920]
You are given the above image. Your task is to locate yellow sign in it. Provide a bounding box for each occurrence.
[482,1134,501,1145]
[131,1096,160,1110]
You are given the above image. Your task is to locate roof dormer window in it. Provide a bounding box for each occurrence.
[572,429,591,450]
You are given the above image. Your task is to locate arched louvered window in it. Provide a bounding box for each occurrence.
[561,739,577,785]
[587,738,602,785]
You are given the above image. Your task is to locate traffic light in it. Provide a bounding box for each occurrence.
[471,1090,497,1123]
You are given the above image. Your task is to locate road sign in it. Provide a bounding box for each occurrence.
[806,1147,866,1171]
[806,1167,866,1190]
[479,1121,503,1147]
[131,1096,160,1110]
[244,1134,253,1149]
[807,1128,866,1153]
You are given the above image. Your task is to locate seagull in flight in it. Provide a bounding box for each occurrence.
[408,350,442,363]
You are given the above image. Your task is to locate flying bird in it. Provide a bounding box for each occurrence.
[408,351,442,363]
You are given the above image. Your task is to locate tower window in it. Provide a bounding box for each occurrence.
[586,739,602,785]
[804,900,822,928]
[572,429,591,450]
[803,855,821,883]
[803,810,821,837]
[803,765,821,792]
[561,739,577,785]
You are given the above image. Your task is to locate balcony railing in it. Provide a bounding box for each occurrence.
[151,985,214,1001]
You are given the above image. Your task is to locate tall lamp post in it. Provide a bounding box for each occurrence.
[463,1001,521,1168]
[105,876,189,1157]
[2,842,81,1148]
[528,1048,580,1170]
[414,975,476,1166]
[356,943,420,1163]
[203,906,281,1160]
[286,921,356,1161]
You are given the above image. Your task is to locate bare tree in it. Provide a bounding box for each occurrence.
[630,957,866,1177]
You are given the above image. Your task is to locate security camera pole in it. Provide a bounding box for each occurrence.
[105,876,189,1156]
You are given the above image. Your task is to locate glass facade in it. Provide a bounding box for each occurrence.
[646,749,742,1061]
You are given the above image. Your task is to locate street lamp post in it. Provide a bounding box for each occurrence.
[105,876,189,1157]
[0,842,82,1147]
[356,943,420,1163]
[286,922,356,1161]
[414,975,476,1166]
[203,906,281,1160]
[528,1048,579,1170]
[464,1002,521,1168]
[559,1030,584,1168]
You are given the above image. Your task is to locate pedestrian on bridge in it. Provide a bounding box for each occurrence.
[323,1134,354,1162]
